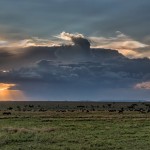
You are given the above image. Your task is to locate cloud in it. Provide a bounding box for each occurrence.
[0,54,150,100]
[0,37,60,48]
[58,32,84,41]
[89,31,148,58]
[1,0,150,49]
[57,32,90,49]
[0,40,8,47]
[135,81,150,90]
[1,55,150,100]
[0,32,150,100]
[0,55,149,87]
[1,31,149,59]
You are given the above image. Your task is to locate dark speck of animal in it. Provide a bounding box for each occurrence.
[3,112,11,115]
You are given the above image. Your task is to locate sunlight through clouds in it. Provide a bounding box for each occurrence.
[89,31,148,58]
[0,31,149,58]
[0,83,25,101]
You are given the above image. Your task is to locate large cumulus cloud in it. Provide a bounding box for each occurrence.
[0,32,150,100]
[0,32,125,69]
[58,32,90,49]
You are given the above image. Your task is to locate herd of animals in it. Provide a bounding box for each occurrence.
[1,103,150,115]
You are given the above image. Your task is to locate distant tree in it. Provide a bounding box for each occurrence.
[29,105,34,108]
[118,107,124,114]
[16,106,21,111]
[7,107,13,111]
[102,105,105,108]
[107,104,112,108]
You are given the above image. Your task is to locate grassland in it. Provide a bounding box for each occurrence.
[0,102,150,150]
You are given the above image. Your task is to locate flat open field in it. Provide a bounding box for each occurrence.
[0,101,150,150]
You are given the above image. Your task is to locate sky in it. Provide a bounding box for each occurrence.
[0,0,150,101]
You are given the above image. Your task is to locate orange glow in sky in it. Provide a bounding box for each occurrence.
[0,83,15,91]
[0,83,25,101]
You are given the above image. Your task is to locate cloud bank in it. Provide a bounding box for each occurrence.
[1,31,149,59]
[89,31,148,58]
[0,32,150,101]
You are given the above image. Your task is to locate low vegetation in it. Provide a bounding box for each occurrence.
[0,102,150,150]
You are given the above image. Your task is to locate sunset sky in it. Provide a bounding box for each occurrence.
[0,0,150,101]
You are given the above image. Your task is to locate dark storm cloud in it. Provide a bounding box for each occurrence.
[1,53,150,100]
[0,46,149,87]
[0,33,93,67]
[55,32,92,60]
[0,32,125,69]
[0,50,12,58]
[0,33,150,100]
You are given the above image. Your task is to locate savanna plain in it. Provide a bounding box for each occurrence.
[0,101,150,150]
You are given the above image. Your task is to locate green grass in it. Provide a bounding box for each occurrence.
[0,111,150,150]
